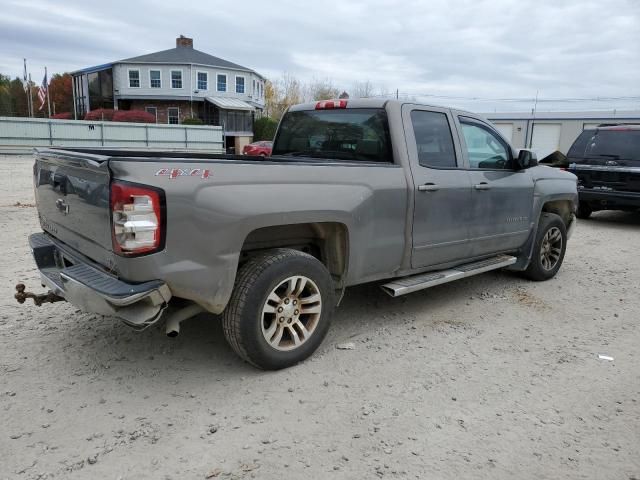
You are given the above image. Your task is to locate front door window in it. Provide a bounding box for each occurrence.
[460,122,511,169]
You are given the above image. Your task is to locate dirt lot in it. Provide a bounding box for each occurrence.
[0,155,638,480]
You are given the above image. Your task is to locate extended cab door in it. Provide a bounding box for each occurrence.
[403,106,472,268]
[455,116,534,257]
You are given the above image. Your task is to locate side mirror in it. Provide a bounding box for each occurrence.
[516,149,538,170]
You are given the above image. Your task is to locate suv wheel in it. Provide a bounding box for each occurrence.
[523,213,567,281]
[576,202,592,219]
[222,248,335,370]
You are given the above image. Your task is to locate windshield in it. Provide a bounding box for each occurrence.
[272,108,392,162]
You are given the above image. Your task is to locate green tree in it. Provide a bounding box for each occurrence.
[253,116,278,141]
[0,74,11,115]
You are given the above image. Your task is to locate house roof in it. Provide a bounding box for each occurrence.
[118,47,259,75]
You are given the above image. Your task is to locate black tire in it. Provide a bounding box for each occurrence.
[523,212,567,281]
[222,248,335,370]
[576,202,592,219]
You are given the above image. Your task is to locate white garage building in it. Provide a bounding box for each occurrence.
[484,110,640,159]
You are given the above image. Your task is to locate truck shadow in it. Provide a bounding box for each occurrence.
[585,210,640,228]
[56,267,530,381]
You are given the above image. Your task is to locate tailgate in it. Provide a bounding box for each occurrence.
[34,149,113,261]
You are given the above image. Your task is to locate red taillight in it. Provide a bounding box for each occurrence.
[110,182,164,256]
[315,99,347,110]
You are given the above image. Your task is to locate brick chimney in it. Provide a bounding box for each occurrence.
[176,35,193,48]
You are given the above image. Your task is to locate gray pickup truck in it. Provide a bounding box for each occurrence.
[17,99,577,369]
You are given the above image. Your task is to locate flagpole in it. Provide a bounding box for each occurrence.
[45,67,52,118]
[28,73,33,117]
[23,58,31,117]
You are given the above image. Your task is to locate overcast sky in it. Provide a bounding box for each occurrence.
[1,0,639,112]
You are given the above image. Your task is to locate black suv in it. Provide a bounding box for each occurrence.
[566,125,640,218]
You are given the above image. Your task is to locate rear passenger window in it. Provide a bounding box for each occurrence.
[410,111,457,168]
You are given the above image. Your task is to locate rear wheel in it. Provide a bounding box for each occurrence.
[523,213,567,281]
[576,202,592,219]
[222,249,335,370]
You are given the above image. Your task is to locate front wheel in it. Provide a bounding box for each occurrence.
[523,213,567,281]
[222,249,335,370]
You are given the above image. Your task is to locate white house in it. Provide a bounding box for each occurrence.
[71,36,266,151]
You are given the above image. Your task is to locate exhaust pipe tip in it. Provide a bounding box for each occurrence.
[166,329,179,338]
[164,303,204,338]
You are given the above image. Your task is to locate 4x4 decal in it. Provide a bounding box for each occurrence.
[155,168,211,179]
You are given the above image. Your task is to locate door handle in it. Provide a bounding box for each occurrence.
[418,183,439,192]
[474,182,491,190]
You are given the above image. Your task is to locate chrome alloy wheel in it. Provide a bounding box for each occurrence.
[540,226,563,271]
[261,276,322,351]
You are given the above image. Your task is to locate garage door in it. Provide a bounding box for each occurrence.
[493,123,514,142]
[531,123,561,160]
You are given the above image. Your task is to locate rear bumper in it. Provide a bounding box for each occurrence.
[578,188,640,209]
[30,233,171,329]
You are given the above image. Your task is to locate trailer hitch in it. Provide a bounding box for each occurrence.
[15,283,65,307]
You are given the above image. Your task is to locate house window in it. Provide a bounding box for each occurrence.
[197,72,208,90]
[150,70,161,88]
[145,106,157,122]
[253,79,256,96]
[171,70,182,89]
[235,76,245,94]
[167,107,179,124]
[128,70,140,88]
[217,74,226,92]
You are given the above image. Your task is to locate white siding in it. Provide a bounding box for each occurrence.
[113,63,265,107]
[493,123,514,142]
[531,123,562,159]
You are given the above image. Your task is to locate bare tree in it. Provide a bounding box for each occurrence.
[305,78,340,102]
[264,73,305,121]
[351,80,374,98]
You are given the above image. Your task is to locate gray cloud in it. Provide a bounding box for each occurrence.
[1,0,639,112]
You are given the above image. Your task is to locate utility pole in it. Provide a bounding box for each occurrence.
[528,90,539,148]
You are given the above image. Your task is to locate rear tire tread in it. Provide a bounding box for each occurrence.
[222,248,331,369]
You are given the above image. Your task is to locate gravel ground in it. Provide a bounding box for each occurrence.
[1,155,638,480]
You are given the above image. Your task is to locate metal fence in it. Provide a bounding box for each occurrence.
[0,116,224,154]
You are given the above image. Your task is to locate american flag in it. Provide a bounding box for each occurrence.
[37,72,48,111]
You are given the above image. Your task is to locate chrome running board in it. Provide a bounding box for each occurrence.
[380,255,517,297]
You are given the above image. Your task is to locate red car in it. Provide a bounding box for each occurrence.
[242,141,272,157]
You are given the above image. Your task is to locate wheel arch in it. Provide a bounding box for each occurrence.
[541,199,574,227]
[239,222,350,289]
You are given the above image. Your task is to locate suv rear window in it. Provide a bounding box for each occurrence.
[272,108,392,162]
[566,130,594,159]
[569,129,640,163]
